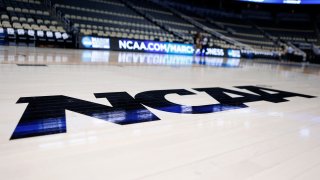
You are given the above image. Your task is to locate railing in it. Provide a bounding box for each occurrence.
[154,0,252,50]
[287,42,307,61]
[120,0,184,42]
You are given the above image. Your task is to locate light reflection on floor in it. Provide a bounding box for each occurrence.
[0,45,320,180]
[1,46,320,75]
[1,47,241,68]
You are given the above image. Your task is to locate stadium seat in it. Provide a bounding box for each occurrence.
[0,0,70,47]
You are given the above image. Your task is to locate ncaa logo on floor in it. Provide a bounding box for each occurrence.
[10,86,316,140]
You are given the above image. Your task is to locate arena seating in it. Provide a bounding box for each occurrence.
[0,0,319,61]
[169,4,283,53]
[129,0,202,43]
[51,0,177,42]
[216,17,282,52]
[166,6,239,49]
[0,0,72,46]
[163,0,320,59]
[244,11,319,49]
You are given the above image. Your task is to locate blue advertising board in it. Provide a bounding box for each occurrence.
[118,39,194,54]
[81,36,110,49]
[80,36,241,58]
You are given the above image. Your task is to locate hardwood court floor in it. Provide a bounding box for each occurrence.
[0,46,320,180]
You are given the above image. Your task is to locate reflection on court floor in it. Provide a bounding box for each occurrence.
[0,46,320,180]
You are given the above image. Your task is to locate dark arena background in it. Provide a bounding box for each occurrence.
[0,0,320,180]
[0,0,319,61]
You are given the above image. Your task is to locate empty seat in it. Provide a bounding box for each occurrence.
[31,24,40,30]
[13,22,22,28]
[37,19,44,24]
[36,10,43,15]
[27,18,34,23]
[11,16,19,22]
[1,14,9,20]
[2,21,12,28]
[19,17,27,22]
[23,24,32,30]
[29,9,36,14]
[43,11,50,16]
[44,20,51,25]
[15,8,22,12]
[37,30,44,37]
[22,8,29,13]
[6,7,14,11]
[40,25,49,31]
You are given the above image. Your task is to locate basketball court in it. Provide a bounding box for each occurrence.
[0,46,320,179]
